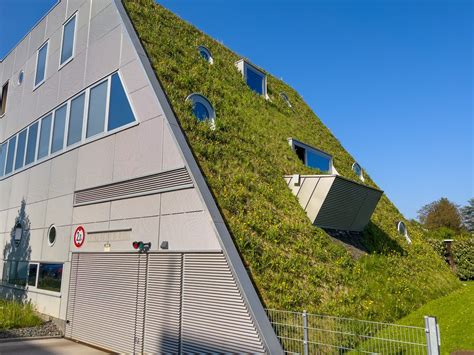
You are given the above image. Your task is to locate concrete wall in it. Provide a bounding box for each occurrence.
[0,0,221,320]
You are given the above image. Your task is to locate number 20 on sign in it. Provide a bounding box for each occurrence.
[74,226,85,248]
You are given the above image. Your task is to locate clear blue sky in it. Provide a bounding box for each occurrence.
[1,0,472,219]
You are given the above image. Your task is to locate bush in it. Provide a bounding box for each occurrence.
[0,300,42,330]
[428,237,474,280]
[452,239,474,280]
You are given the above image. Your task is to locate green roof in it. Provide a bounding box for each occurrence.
[124,0,459,322]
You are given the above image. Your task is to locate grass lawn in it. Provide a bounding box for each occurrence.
[398,281,474,354]
[0,299,42,330]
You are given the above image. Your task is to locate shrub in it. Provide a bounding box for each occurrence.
[0,300,42,330]
[452,239,474,280]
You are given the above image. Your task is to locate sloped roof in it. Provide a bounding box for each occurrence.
[123,0,459,321]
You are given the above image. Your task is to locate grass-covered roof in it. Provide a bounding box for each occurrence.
[124,0,460,322]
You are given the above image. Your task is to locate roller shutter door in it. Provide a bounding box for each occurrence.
[143,253,182,353]
[181,253,265,353]
[66,252,265,353]
[65,253,147,353]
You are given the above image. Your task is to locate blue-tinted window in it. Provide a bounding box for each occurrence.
[87,80,108,138]
[25,122,38,165]
[306,150,331,172]
[14,130,27,170]
[108,73,135,131]
[38,114,52,159]
[193,102,210,121]
[35,42,48,86]
[246,67,264,95]
[200,49,209,61]
[353,163,362,177]
[5,136,16,175]
[52,104,67,153]
[60,15,76,65]
[67,93,85,146]
[0,143,8,177]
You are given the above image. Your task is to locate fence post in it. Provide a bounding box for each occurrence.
[303,310,309,355]
[424,316,440,355]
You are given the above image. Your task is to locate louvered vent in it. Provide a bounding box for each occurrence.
[74,167,193,206]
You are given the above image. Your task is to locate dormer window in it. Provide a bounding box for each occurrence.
[289,138,334,173]
[198,46,213,64]
[235,59,267,98]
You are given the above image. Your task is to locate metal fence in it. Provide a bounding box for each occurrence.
[265,309,440,355]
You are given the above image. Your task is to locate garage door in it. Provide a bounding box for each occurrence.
[65,252,265,353]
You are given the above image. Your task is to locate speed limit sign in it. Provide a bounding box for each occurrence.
[73,226,86,248]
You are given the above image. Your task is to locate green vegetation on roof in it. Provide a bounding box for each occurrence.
[124,0,460,322]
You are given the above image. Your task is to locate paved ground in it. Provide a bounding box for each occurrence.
[0,338,108,354]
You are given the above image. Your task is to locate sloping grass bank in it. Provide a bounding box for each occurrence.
[123,0,460,321]
[397,282,474,354]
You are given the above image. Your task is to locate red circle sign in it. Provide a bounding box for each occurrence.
[73,226,86,248]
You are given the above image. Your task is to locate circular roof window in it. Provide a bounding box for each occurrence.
[198,46,213,64]
[397,221,412,244]
[48,225,57,246]
[352,162,364,181]
[186,93,216,128]
[280,92,292,108]
[18,70,24,85]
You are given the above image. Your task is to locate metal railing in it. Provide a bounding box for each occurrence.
[265,309,440,354]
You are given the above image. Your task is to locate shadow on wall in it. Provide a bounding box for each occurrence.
[362,221,404,255]
[1,199,32,303]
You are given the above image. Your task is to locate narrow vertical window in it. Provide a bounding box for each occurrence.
[51,104,67,153]
[14,129,27,170]
[25,122,39,165]
[108,73,135,131]
[67,93,85,146]
[60,14,76,66]
[35,42,48,87]
[0,81,8,115]
[86,80,108,138]
[5,136,17,175]
[0,143,8,177]
[37,114,52,160]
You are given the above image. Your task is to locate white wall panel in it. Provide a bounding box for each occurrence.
[75,135,115,190]
[159,212,220,251]
[161,188,203,215]
[84,25,121,87]
[44,194,74,227]
[128,85,164,122]
[27,161,51,204]
[72,202,110,225]
[113,117,163,181]
[110,194,161,220]
[49,150,78,199]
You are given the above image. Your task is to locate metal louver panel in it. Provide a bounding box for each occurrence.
[143,253,182,354]
[65,253,147,353]
[74,167,193,206]
[181,253,265,353]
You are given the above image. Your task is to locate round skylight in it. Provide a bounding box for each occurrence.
[397,221,412,244]
[352,162,364,181]
[185,93,216,128]
[198,46,213,64]
[280,92,292,108]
